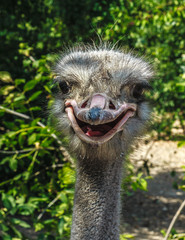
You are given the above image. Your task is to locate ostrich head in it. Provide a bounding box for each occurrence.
[52,45,153,160]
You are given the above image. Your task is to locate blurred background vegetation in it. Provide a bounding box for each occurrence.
[0,0,184,239]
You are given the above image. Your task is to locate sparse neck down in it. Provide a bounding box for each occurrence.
[70,154,124,240]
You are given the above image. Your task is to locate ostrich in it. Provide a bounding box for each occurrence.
[52,44,153,240]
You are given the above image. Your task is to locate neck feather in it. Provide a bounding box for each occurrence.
[70,156,124,240]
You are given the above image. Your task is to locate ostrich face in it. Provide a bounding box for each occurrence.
[53,46,153,157]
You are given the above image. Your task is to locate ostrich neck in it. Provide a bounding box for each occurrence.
[70,155,124,240]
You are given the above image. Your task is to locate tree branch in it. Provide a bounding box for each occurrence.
[0,148,35,154]
[164,199,185,240]
[31,163,64,179]
[37,192,62,220]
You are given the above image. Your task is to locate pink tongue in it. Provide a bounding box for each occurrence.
[84,125,112,137]
[86,130,104,137]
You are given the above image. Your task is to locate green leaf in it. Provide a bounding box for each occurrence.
[2,235,12,240]
[15,78,25,86]
[139,178,148,191]
[34,222,44,232]
[24,80,38,92]
[131,173,148,191]
[11,218,31,228]
[23,59,31,66]
[18,132,27,146]
[29,106,41,111]
[0,71,13,83]
[0,157,11,165]
[178,141,185,147]
[6,131,16,138]
[18,203,36,215]
[0,86,15,96]
[58,217,65,235]
[28,133,37,145]
[2,193,16,210]
[14,94,25,102]
[9,155,18,171]
[44,85,51,93]
[32,60,40,68]
[0,223,9,232]
[120,234,134,239]
[29,90,42,101]
[9,206,17,215]
[28,197,48,203]
[60,167,75,186]
[11,225,23,238]
[44,219,55,225]
[60,193,68,203]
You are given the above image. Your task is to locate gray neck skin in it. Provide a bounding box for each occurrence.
[70,156,123,240]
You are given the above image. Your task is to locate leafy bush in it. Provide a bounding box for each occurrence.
[0,0,184,239]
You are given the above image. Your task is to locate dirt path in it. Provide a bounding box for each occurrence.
[122,140,185,240]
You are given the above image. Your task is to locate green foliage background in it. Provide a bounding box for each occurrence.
[0,0,184,239]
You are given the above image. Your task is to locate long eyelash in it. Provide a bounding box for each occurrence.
[52,76,60,84]
[51,76,62,93]
[121,82,153,91]
[137,82,153,90]
[130,82,153,102]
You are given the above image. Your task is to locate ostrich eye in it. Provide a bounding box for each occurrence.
[51,77,71,95]
[132,83,152,101]
[132,85,144,99]
[58,81,70,94]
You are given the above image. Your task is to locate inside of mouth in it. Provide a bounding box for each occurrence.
[75,111,127,137]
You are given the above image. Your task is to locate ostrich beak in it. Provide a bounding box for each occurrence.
[65,94,137,144]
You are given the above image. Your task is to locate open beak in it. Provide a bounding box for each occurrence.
[65,94,136,144]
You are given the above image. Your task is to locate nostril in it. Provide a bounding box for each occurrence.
[109,101,116,109]
[81,100,88,108]
[88,107,101,121]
